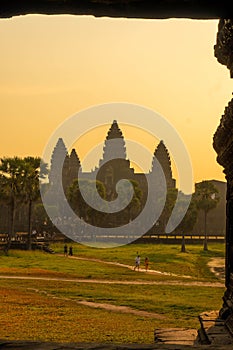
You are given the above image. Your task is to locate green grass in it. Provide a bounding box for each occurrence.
[0,242,225,281]
[0,249,177,282]
[52,241,225,280]
[0,242,226,343]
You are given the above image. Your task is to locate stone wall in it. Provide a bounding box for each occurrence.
[0,0,233,19]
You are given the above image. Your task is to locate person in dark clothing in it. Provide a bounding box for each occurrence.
[145,256,149,271]
[64,244,68,256]
[69,246,73,256]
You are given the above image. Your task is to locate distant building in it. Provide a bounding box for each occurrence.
[49,120,176,195]
[48,122,226,236]
[49,120,176,232]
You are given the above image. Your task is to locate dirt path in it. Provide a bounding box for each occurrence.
[26,287,166,319]
[1,272,222,321]
[77,300,166,319]
[0,254,225,287]
[56,253,225,287]
[58,254,193,279]
[0,274,225,287]
[207,257,225,280]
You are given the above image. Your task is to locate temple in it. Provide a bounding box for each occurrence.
[50,120,176,193]
[49,120,176,231]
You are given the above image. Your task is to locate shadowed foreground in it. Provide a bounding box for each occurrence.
[0,341,233,349]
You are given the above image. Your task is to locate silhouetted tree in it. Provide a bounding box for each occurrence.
[194,180,219,251]
[21,157,48,249]
[111,179,142,224]
[0,157,48,251]
[67,178,106,226]
[33,203,57,239]
[175,194,197,252]
[0,157,24,252]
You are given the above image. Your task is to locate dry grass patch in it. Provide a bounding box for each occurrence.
[0,267,77,278]
[0,285,161,343]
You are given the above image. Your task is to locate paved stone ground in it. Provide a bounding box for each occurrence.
[1,341,233,349]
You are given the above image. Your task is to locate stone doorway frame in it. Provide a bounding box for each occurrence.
[1,0,233,336]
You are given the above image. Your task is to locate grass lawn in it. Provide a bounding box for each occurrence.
[53,241,224,281]
[0,282,161,344]
[0,242,225,343]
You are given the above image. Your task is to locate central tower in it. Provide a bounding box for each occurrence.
[97,120,134,200]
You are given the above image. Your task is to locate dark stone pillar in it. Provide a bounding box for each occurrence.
[226,180,233,287]
[213,109,233,319]
[214,19,233,321]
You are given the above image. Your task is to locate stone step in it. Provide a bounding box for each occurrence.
[225,313,233,336]
[154,328,198,345]
[198,311,233,345]
[196,328,211,345]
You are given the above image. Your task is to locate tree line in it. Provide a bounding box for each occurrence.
[0,156,220,253]
[0,157,47,252]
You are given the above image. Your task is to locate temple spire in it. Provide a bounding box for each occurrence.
[97,120,134,200]
[49,138,69,189]
[49,139,82,192]
[68,148,81,183]
[100,120,127,165]
[106,120,124,140]
[151,140,175,189]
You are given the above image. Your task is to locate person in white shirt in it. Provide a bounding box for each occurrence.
[134,255,140,271]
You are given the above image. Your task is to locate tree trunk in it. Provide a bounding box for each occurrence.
[4,197,15,254]
[27,200,32,250]
[204,210,208,251]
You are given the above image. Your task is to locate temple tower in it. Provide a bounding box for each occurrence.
[151,140,176,189]
[100,120,127,163]
[49,137,70,191]
[49,139,82,193]
[68,148,81,185]
[97,120,134,200]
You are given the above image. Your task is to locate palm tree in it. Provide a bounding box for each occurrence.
[21,157,48,250]
[0,157,48,251]
[194,180,219,251]
[0,157,24,252]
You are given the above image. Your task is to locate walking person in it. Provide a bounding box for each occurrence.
[69,245,73,256]
[144,256,149,271]
[134,255,140,271]
[64,244,68,257]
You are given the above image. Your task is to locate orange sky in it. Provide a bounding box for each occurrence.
[0,15,232,186]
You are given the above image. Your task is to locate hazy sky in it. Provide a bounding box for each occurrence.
[0,15,232,186]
